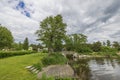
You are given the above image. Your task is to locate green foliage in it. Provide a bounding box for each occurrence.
[30,43,43,51]
[42,53,68,66]
[23,37,29,50]
[112,41,120,51]
[41,49,48,53]
[12,42,23,50]
[40,73,54,80]
[102,41,106,46]
[75,44,93,54]
[101,46,117,52]
[36,14,67,53]
[106,40,111,47]
[40,73,75,80]
[91,41,102,52]
[0,51,34,58]
[57,78,75,80]
[33,62,43,71]
[0,26,14,49]
[100,46,118,56]
[95,52,118,56]
[64,34,87,51]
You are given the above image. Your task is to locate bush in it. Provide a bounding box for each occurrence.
[40,73,54,80]
[92,51,118,56]
[98,46,118,56]
[41,49,48,53]
[76,45,93,54]
[33,62,43,71]
[0,51,35,58]
[42,53,68,66]
[101,46,117,52]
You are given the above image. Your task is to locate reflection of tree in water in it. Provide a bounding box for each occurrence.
[94,58,105,65]
[69,58,120,80]
[95,58,116,68]
[108,58,116,68]
[116,58,120,67]
[69,59,91,80]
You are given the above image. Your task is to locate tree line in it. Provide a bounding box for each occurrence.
[0,15,120,53]
[36,14,120,53]
[0,26,29,50]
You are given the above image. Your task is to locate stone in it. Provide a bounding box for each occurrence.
[37,65,74,79]
[32,69,37,72]
[25,66,32,69]
[30,67,35,70]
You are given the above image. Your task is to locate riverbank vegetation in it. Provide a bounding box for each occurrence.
[33,52,68,72]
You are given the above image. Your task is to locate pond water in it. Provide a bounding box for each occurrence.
[70,58,120,80]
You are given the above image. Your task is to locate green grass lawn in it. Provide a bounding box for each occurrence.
[0,53,44,80]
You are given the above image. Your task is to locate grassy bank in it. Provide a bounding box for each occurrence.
[0,53,44,80]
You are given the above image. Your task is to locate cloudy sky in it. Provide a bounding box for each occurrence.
[0,0,120,44]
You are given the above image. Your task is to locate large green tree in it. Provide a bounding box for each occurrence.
[36,15,67,53]
[23,37,29,50]
[0,26,14,49]
[64,34,88,52]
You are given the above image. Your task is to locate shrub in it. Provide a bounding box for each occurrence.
[41,49,48,53]
[42,53,68,66]
[33,62,43,71]
[98,46,118,56]
[101,46,117,52]
[0,51,35,58]
[76,45,93,54]
[40,73,54,80]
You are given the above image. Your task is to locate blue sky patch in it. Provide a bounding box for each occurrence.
[18,1,25,9]
[24,11,31,17]
[15,1,31,18]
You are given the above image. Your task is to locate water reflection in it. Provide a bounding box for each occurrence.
[70,58,120,80]
[70,58,91,80]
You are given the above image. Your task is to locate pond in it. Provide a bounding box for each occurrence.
[70,58,120,80]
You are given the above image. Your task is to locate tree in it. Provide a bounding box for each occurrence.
[12,42,23,50]
[112,41,120,51]
[103,41,106,46]
[23,37,29,50]
[30,43,43,51]
[64,33,88,52]
[92,41,102,52]
[106,40,111,47]
[18,42,23,50]
[0,26,14,49]
[36,14,67,53]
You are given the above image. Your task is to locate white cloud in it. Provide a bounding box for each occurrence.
[0,0,120,44]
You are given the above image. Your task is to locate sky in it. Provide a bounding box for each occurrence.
[0,0,120,44]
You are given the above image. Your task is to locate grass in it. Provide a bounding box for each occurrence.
[42,53,68,66]
[0,53,45,80]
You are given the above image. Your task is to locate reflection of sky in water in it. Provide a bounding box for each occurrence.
[88,59,120,80]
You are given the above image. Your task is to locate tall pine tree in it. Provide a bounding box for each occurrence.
[23,37,29,50]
